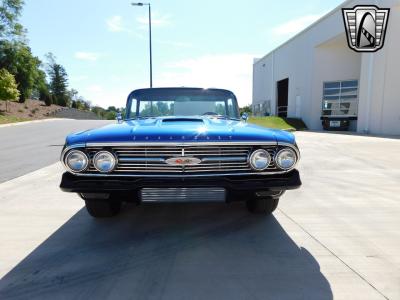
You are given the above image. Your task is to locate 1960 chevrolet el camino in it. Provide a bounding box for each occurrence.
[60,87,301,218]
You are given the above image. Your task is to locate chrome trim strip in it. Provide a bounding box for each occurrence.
[86,141,277,147]
[201,156,247,162]
[118,157,165,163]
[63,170,293,177]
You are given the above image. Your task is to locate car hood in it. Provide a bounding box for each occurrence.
[66,116,295,145]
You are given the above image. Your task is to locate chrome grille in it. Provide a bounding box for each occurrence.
[140,188,226,202]
[85,144,279,175]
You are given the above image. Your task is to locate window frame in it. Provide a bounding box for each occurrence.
[126,88,240,119]
[321,79,359,117]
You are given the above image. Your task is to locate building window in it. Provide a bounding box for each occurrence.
[322,80,358,117]
[252,101,271,116]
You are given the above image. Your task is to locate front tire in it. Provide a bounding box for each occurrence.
[246,197,279,214]
[80,194,122,218]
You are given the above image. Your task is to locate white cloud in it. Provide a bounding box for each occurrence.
[136,12,171,28]
[74,52,102,61]
[271,14,322,37]
[106,15,126,32]
[156,53,256,107]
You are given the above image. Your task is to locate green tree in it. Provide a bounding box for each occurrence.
[107,106,117,112]
[34,68,52,105]
[46,53,69,106]
[68,88,78,107]
[0,0,25,40]
[240,105,252,115]
[105,110,117,120]
[82,99,91,110]
[0,41,40,102]
[91,106,106,118]
[0,67,19,101]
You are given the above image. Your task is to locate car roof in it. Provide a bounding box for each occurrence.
[130,87,234,94]
[127,87,238,103]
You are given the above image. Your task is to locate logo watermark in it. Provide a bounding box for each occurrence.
[342,5,390,52]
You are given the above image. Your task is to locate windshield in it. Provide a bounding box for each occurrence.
[126,88,240,119]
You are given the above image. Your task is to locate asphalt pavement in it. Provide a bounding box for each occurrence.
[0,130,399,299]
[0,119,111,183]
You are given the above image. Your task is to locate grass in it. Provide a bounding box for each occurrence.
[0,113,30,125]
[249,116,307,131]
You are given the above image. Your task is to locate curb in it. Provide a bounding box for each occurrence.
[0,118,73,128]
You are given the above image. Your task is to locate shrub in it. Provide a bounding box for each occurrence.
[39,85,52,106]
[0,68,20,101]
[105,111,117,120]
[41,91,53,106]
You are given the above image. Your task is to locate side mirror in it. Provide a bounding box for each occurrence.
[241,112,249,122]
[116,112,123,123]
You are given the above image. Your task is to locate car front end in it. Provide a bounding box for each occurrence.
[60,88,302,217]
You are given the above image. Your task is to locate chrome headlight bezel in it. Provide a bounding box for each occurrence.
[65,150,89,173]
[93,151,117,173]
[249,149,271,171]
[275,148,297,170]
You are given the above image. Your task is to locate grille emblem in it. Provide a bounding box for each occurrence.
[165,157,201,166]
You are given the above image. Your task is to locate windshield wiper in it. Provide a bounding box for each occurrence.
[204,115,240,121]
[126,116,157,120]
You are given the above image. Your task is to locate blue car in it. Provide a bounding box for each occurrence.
[60,87,301,217]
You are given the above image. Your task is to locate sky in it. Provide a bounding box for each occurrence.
[21,0,344,108]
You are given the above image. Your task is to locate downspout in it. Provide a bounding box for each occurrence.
[363,0,377,134]
[364,53,374,133]
[271,51,275,115]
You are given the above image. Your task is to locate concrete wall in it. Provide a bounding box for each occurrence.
[253,0,400,135]
[253,0,350,128]
[311,35,361,130]
[357,3,400,135]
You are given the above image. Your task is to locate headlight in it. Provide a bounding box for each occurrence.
[65,150,89,172]
[249,149,271,171]
[275,148,297,170]
[93,151,117,173]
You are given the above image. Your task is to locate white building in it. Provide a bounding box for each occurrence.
[252,0,400,135]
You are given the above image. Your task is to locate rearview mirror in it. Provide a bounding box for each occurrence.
[241,112,249,122]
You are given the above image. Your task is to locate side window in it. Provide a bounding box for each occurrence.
[227,98,235,117]
[130,98,137,117]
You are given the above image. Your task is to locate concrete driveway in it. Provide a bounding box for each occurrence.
[0,131,399,299]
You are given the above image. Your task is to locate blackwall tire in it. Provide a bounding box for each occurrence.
[246,197,279,214]
[83,197,122,218]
